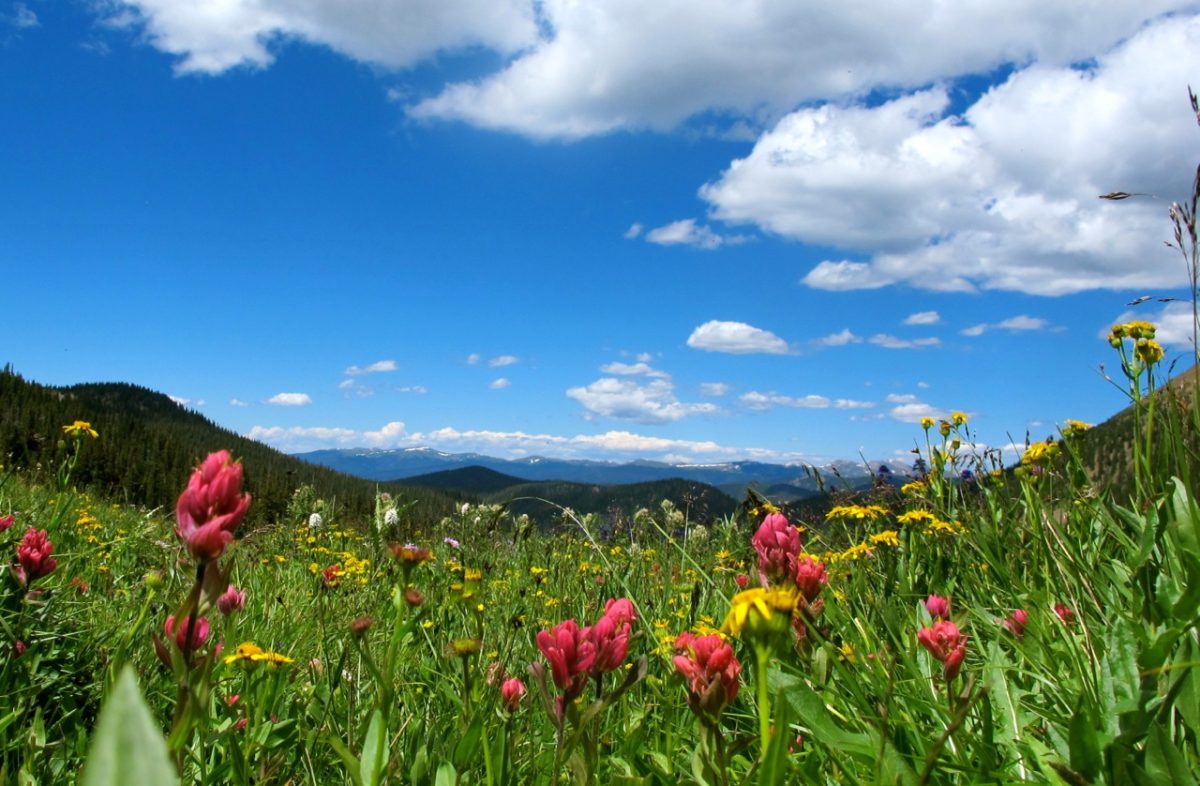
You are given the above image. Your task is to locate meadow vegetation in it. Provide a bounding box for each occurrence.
[3,101,1200,786]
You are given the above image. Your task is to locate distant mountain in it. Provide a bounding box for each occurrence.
[0,368,463,528]
[397,464,739,524]
[294,447,910,501]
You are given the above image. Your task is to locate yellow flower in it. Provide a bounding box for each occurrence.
[870,530,901,547]
[826,504,888,521]
[897,509,936,525]
[63,421,99,438]
[223,641,294,667]
[1135,339,1164,365]
[1021,440,1059,466]
[951,411,968,426]
[901,480,926,496]
[1063,419,1092,434]
[920,416,935,430]
[721,587,797,638]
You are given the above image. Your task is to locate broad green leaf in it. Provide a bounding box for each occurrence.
[360,709,387,786]
[1068,694,1102,782]
[81,667,177,786]
[1144,724,1196,785]
[434,762,456,786]
[452,713,484,770]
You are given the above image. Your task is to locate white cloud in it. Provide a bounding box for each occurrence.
[889,402,947,423]
[886,393,918,403]
[466,353,480,365]
[644,218,747,250]
[624,223,643,239]
[599,361,670,378]
[396,385,428,394]
[229,398,250,407]
[267,392,313,406]
[409,2,1180,139]
[247,425,358,452]
[687,320,789,354]
[101,0,537,75]
[635,352,653,363]
[345,359,398,375]
[362,421,407,447]
[702,15,1200,296]
[741,391,875,411]
[566,377,717,424]
[490,377,511,389]
[814,328,862,347]
[337,379,356,390]
[962,314,1051,336]
[868,334,941,350]
[489,354,519,367]
[903,311,941,326]
[9,3,38,28]
[699,382,730,397]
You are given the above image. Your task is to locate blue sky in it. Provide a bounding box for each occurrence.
[4,1,1199,466]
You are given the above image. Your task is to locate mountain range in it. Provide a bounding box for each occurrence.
[293,447,908,501]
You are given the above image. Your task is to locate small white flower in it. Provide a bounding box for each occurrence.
[384,508,399,527]
[461,503,471,516]
[308,512,323,530]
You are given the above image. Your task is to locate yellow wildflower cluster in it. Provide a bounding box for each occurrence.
[1021,439,1060,466]
[224,642,295,667]
[825,504,888,521]
[870,530,901,548]
[1109,320,1156,343]
[63,421,99,439]
[721,587,798,638]
[1135,339,1164,365]
[1062,419,1092,436]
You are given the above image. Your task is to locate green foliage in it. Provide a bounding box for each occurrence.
[82,667,177,786]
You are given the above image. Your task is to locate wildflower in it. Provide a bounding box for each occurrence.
[14,528,58,586]
[224,641,295,666]
[62,421,99,438]
[217,585,246,615]
[673,632,741,724]
[390,543,433,564]
[175,450,252,563]
[351,617,373,638]
[751,512,802,583]
[825,504,888,521]
[13,640,27,658]
[1054,603,1074,626]
[722,587,797,640]
[71,576,89,594]
[602,597,637,627]
[321,564,342,588]
[925,594,950,620]
[308,512,323,530]
[1062,419,1092,435]
[0,514,13,532]
[951,411,968,426]
[500,677,526,713]
[443,537,461,550]
[735,574,750,589]
[447,638,483,658]
[536,619,595,700]
[870,530,901,547]
[791,556,828,603]
[383,508,399,528]
[900,481,925,496]
[404,588,425,607]
[917,620,967,681]
[1135,339,1164,365]
[1020,440,1059,466]
[588,613,631,676]
[165,614,211,652]
[920,416,935,430]
[1002,609,1029,638]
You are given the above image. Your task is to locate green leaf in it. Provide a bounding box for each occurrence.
[325,733,363,786]
[1170,478,1200,561]
[360,709,387,786]
[1068,694,1103,782]
[81,667,178,786]
[1144,724,1195,785]
[452,713,484,770]
[756,691,790,786]
[433,762,457,786]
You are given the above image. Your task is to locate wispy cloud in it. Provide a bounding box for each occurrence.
[345,359,398,375]
[903,311,941,325]
[489,355,519,367]
[599,361,670,378]
[687,320,789,354]
[814,328,862,347]
[961,315,1050,336]
[267,392,313,406]
[741,391,875,411]
[699,382,730,397]
[868,334,941,350]
[645,218,749,250]
[466,353,480,365]
[624,222,643,239]
[229,398,250,407]
[490,377,511,389]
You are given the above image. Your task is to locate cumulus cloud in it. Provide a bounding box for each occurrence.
[566,377,718,424]
[699,382,730,397]
[362,421,407,446]
[890,401,948,423]
[904,311,941,326]
[100,0,537,75]
[267,392,313,406]
[868,334,941,350]
[687,320,789,354]
[409,2,1180,139]
[814,328,862,347]
[229,398,250,407]
[644,218,748,250]
[961,315,1051,336]
[702,15,1200,296]
[489,354,519,367]
[345,359,398,375]
[490,377,511,389]
[247,425,358,452]
[599,361,670,378]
